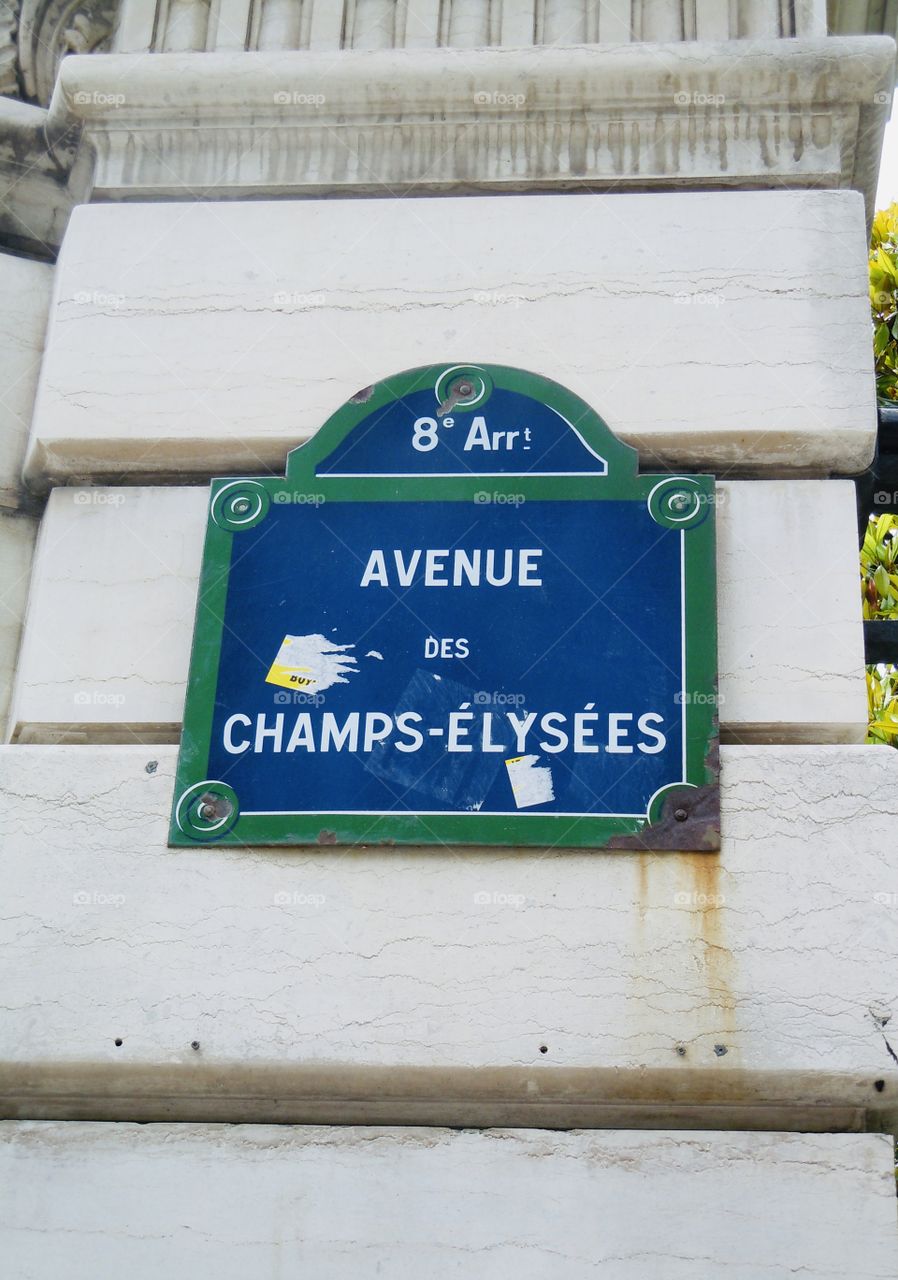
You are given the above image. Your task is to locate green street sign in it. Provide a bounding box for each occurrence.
[171,364,719,850]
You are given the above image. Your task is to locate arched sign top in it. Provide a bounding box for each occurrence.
[285,364,637,483]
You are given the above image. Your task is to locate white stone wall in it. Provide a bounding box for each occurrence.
[24,191,876,485]
[1,1125,895,1280]
[1,742,896,1130]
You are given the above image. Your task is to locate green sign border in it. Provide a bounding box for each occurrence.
[170,364,719,851]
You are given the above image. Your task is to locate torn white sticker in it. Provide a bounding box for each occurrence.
[265,633,358,693]
[505,755,555,809]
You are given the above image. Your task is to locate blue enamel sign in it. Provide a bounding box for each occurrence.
[171,364,719,850]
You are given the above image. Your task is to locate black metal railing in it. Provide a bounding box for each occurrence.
[857,404,898,667]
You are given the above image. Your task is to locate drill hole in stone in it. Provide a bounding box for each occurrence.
[539,1044,548,1054]
[114,1038,123,1047]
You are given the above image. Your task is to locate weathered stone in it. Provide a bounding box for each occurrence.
[0,743,895,1129]
[24,191,876,486]
[0,1124,896,1279]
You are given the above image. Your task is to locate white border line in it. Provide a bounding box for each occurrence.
[242,809,647,818]
[240,507,686,825]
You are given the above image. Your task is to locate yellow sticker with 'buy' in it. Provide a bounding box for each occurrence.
[265,635,316,691]
[265,661,315,691]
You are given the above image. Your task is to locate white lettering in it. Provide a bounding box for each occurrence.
[223,713,251,754]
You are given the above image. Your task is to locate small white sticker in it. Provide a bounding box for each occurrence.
[505,755,555,809]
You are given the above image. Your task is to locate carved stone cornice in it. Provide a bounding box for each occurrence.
[49,37,896,220]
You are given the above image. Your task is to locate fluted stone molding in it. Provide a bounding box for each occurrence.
[50,37,895,220]
[830,0,898,35]
[112,0,829,55]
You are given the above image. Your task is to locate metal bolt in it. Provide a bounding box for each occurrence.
[674,807,688,822]
[675,1044,687,1057]
[456,380,474,397]
[145,760,158,774]
[713,1043,728,1057]
[199,802,217,820]
[233,499,250,514]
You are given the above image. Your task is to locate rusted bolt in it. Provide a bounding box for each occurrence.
[145,760,158,774]
[674,807,688,822]
[713,1043,728,1057]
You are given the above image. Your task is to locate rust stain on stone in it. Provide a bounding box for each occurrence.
[608,736,720,851]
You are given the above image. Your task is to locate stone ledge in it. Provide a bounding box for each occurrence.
[1,1125,895,1278]
[1,743,896,1129]
[22,191,878,484]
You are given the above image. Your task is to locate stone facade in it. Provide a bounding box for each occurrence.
[1,0,898,1272]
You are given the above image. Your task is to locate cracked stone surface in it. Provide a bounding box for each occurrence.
[0,742,896,1126]
[6,480,866,744]
[0,1124,895,1278]
[24,190,875,486]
